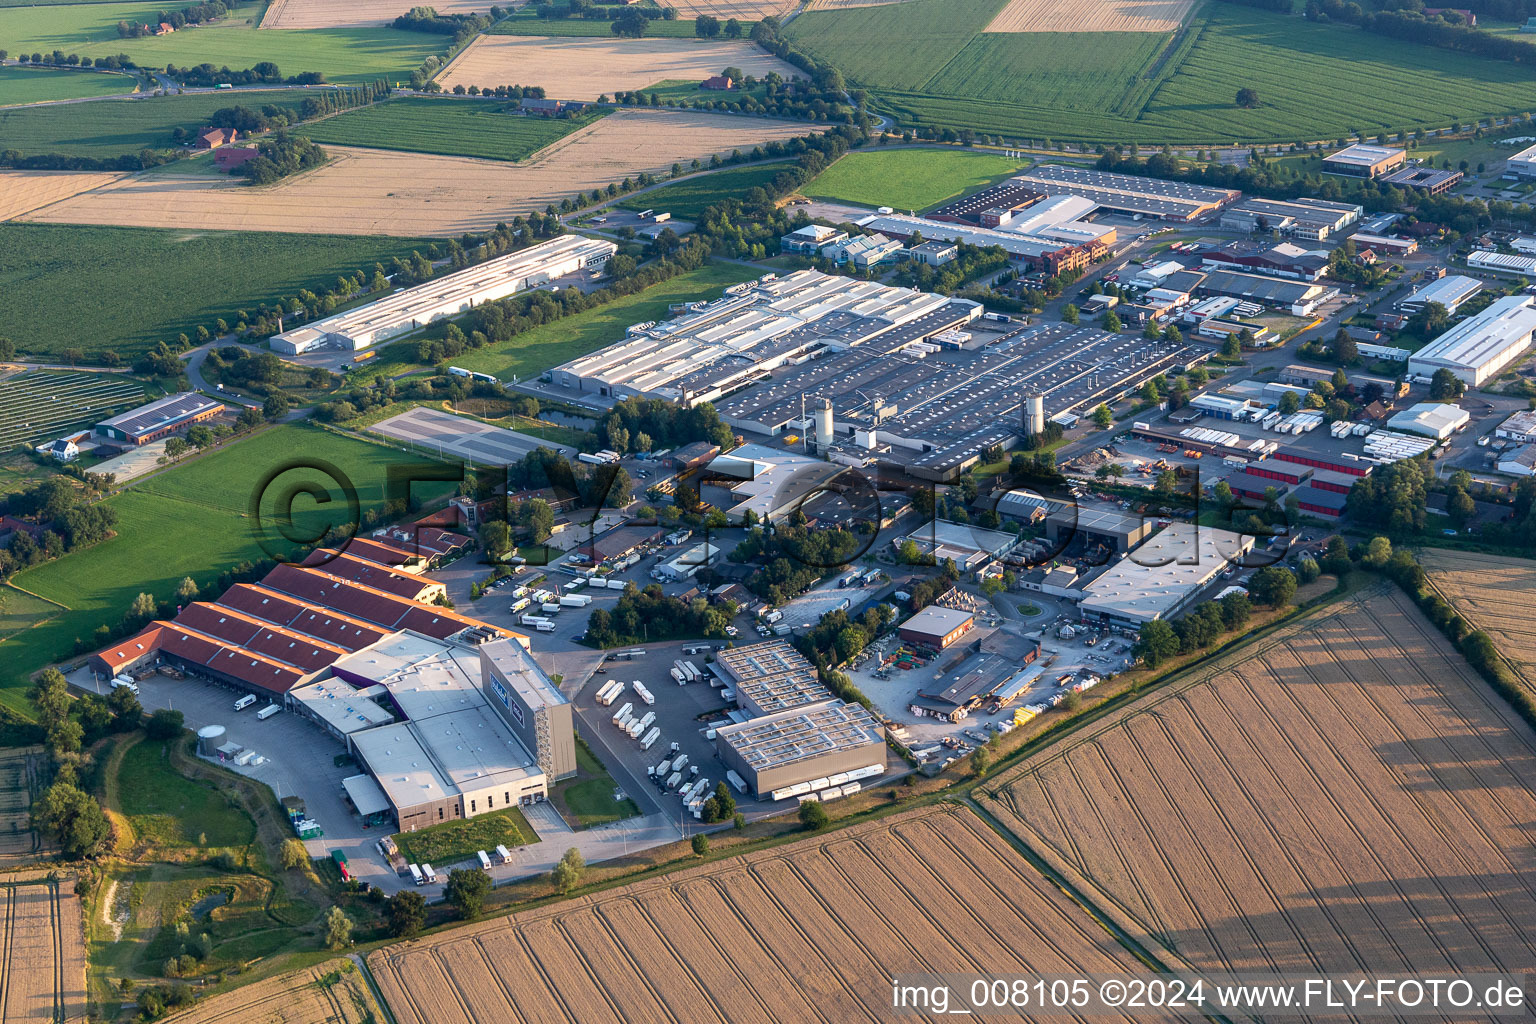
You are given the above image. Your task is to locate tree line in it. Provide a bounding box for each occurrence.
[584,584,734,646]
[1304,0,1536,66]
[392,6,499,43]
[116,0,230,35]
[0,475,119,583]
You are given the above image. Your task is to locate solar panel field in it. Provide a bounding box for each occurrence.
[0,372,144,451]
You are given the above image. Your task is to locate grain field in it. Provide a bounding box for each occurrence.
[979,586,1536,1019]
[161,959,383,1024]
[984,0,1196,33]
[810,0,921,9]
[370,804,1196,1024]
[0,170,123,222]
[0,747,47,866]
[1420,548,1536,693]
[259,0,489,28]
[664,0,799,18]
[436,36,800,100]
[21,111,817,236]
[0,880,87,1023]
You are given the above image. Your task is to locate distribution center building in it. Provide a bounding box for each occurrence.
[1078,525,1254,628]
[714,699,884,799]
[1408,295,1536,386]
[715,640,831,719]
[1321,144,1406,179]
[1397,274,1482,315]
[898,605,976,650]
[271,235,616,354]
[479,637,576,780]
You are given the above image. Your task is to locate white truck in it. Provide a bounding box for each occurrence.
[540,602,562,615]
[559,594,591,608]
[683,661,703,683]
[535,620,556,633]
[421,863,438,883]
[510,597,531,613]
[477,850,493,872]
[726,770,747,793]
[610,701,634,727]
[670,753,688,775]
[256,704,282,720]
[633,681,655,706]
[626,719,644,739]
[636,710,656,732]
[670,666,687,684]
[595,680,624,706]
[495,844,513,864]
[641,727,661,750]
[666,771,683,790]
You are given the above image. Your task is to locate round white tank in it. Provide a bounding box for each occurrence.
[815,401,833,444]
[196,724,226,756]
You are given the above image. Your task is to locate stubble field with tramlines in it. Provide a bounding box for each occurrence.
[0,879,87,1022]
[979,586,1536,1000]
[1419,548,1536,694]
[158,959,383,1024]
[369,805,1195,1024]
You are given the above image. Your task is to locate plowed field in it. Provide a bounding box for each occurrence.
[20,111,816,236]
[980,587,1536,1014]
[370,805,1194,1023]
[1421,549,1536,693]
[161,959,384,1024]
[0,880,87,1023]
[436,36,798,101]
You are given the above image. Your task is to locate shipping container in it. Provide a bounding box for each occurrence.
[256,704,282,721]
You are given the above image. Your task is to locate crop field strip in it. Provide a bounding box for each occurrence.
[21,111,821,237]
[1420,549,1536,694]
[0,93,310,161]
[0,880,86,1023]
[300,98,605,162]
[983,0,1196,33]
[0,171,125,221]
[370,804,1197,1024]
[157,958,384,1023]
[0,372,145,449]
[259,0,489,29]
[0,749,47,865]
[980,587,1536,1007]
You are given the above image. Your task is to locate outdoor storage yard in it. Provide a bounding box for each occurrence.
[19,112,817,237]
[1421,549,1536,694]
[436,36,800,101]
[156,959,384,1024]
[979,586,1536,987]
[369,804,1189,1024]
[0,878,87,1023]
[983,0,1197,32]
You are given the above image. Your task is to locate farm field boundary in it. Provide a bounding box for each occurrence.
[1419,548,1536,697]
[369,804,1190,1024]
[979,585,1536,986]
[300,97,606,162]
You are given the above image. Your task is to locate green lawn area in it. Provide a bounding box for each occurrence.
[0,424,458,715]
[302,97,604,161]
[552,736,640,829]
[393,806,538,867]
[784,0,1536,143]
[367,261,762,381]
[117,735,258,849]
[613,160,795,219]
[803,148,1029,211]
[0,1,446,84]
[0,223,432,358]
[0,64,137,105]
[0,91,311,158]
[0,586,63,642]
[488,10,710,37]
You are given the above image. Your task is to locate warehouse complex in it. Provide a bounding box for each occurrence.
[96,392,223,445]
[1013,166,1239,221]
[1407,295,1536,386]
[1219,197,1362,240]
[1077,524,1254,627]
[1322,143,1406,178]
[898,605,976,650]
[272,235,616,354]
[1466,249,1536,277]
[1398,274,1482,314]
[710,641,885,798]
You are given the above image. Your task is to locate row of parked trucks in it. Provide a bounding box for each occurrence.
[669,659,705,685]
[768,763,884,803]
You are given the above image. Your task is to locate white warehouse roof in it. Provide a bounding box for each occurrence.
[1398,274,1482,313]
[1408,294,1536,385]
[272,235,615,352]
[1466,250,1536,276]
[1387,403,1470,439]
[1079,524,1253,625]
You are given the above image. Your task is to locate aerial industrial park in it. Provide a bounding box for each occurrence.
[6,2,1536,1020]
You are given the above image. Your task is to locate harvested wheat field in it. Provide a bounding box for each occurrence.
[1421,548,1536,692]
[0,880,87,1023]
[162,959,383,1024]
[437,36,800,100]
[370,804,1196,1024]
[0,170,123,222]
[23,111,816,237]
[980,586,1536,1004]
[0,747,48,866]
[260,0,488,28]
[810,0,920,9]
[665,0,799,18]
[984,0,1196,32]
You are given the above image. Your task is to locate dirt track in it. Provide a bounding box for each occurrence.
[369,805,1195,1023]
[980,587,1536,1021]
[983,0,1196,32]
[20,110,817,236]
[437,36,800,100]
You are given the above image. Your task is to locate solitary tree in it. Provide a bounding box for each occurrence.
[324,906,353,950]
[551,847,585,894]
[1092,403,1113,429]
[444,867,491,920]
[1236,87,1260,109]
[386,890,427,938]
[691,833,710,857]
[798,800,829,831]
[279,838,308,871]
